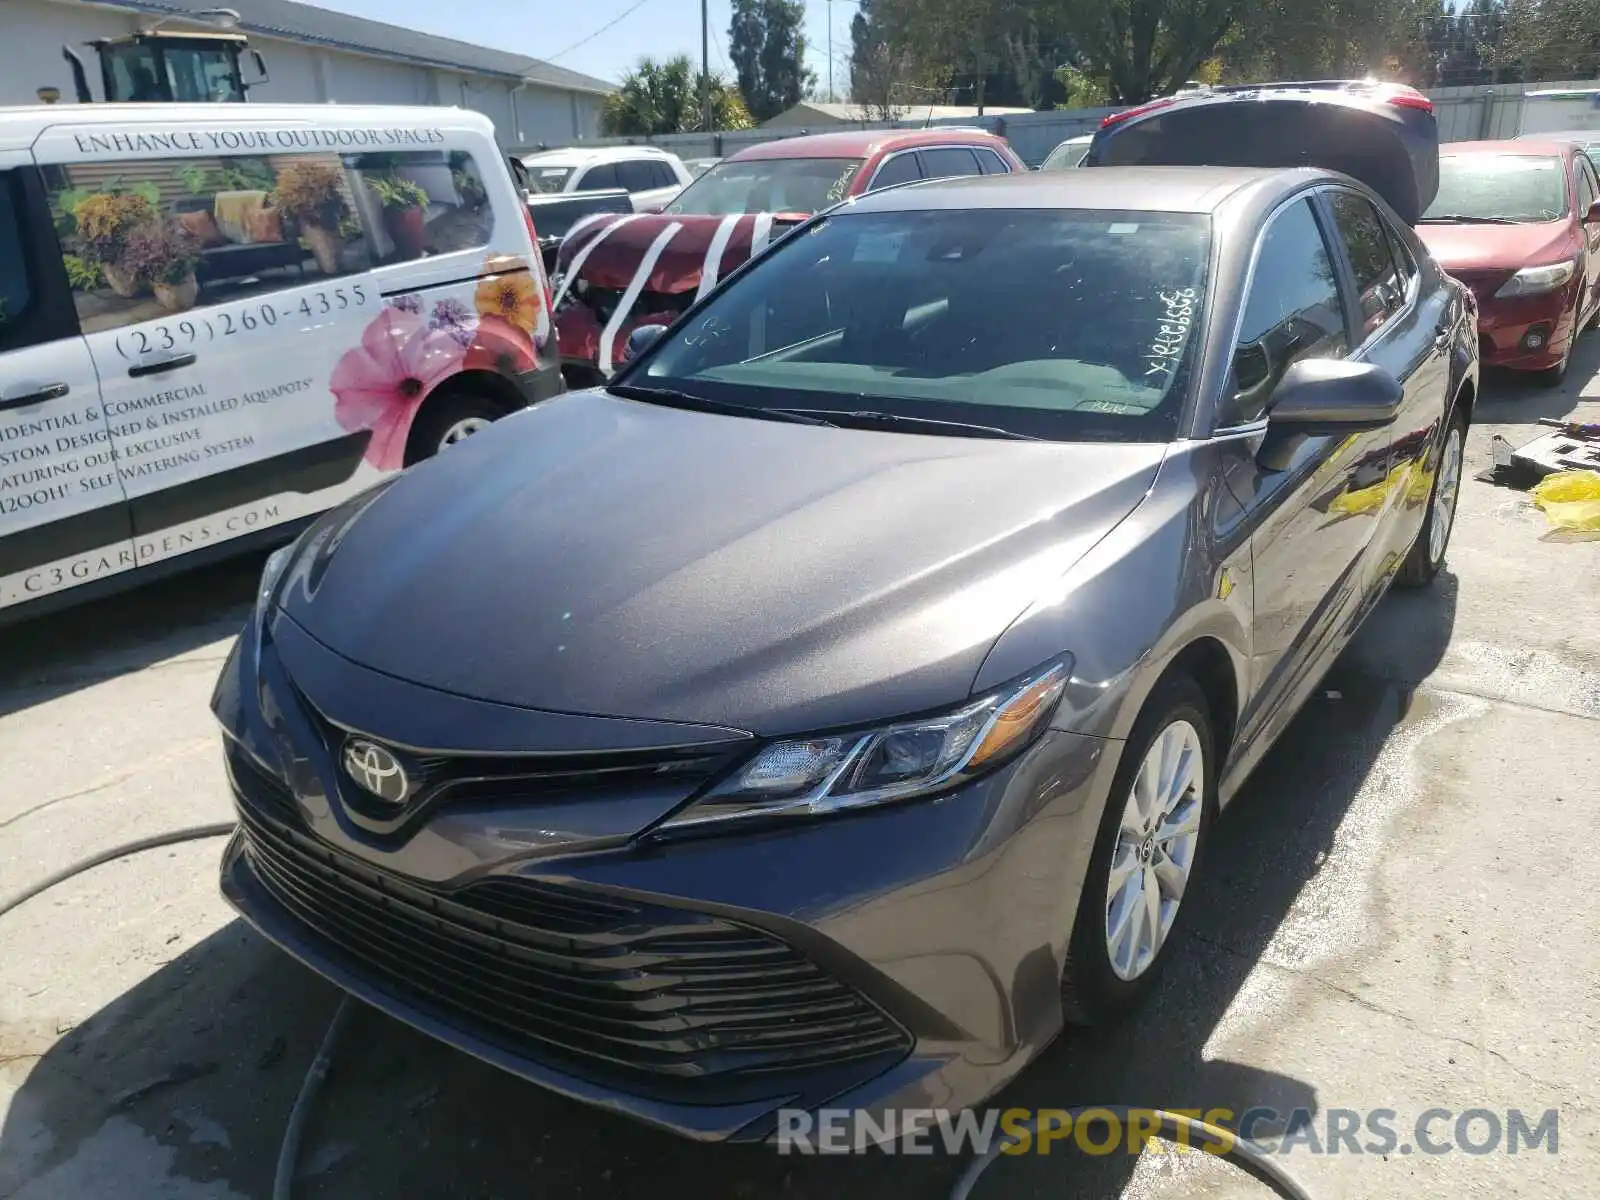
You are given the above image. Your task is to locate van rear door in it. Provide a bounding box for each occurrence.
[0,157,135,612]
[1087,84,1440,225]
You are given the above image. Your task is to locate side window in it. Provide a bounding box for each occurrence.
[651,161,678,189]
[49,149,497,335]
[578,163,619,191]
[867,152,922,191]
[973,148,1012,175]
[615,160,657,193]
[1327,191,1405,335]
[1577,157,1597,216]
[919,147,983,180]
[0,171,41,351]
[1385,222,1418,290]
[1224,197,1348,428]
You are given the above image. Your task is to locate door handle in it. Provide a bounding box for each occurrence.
[128,353,196,378]
[0,382,70,411]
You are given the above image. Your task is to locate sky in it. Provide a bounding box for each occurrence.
[308,0,856,94]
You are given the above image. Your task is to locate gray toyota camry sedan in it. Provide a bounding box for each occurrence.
[215,87,1479,1142]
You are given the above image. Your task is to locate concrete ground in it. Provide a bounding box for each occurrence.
[1,348,1597,1200]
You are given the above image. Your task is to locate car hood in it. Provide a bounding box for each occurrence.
[554,211,787,295]
[276,392,1167,737]
[1416,219,1576,273]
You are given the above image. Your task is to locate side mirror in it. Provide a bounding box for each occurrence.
[623,323,669,362]
[1266,359,1403,434]
[1584,199,1600,225]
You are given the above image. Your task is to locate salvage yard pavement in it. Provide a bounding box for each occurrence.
[1,354,1597,1200]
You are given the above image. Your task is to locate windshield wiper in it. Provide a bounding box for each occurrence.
[1417,214,1518,225]
[778,408,1041,441]
[606,384,836,426]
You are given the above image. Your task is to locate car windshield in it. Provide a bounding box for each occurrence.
[526,164,575,194]
[633,208,1211,442]
[665,157,866,216]
[1041,141,1091,170]
[1424,155,1569,222]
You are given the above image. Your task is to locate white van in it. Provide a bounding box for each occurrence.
[0,103,559,620]
[1518,88,1600,136]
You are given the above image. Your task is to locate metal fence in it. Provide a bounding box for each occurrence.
[515,78,1600,166]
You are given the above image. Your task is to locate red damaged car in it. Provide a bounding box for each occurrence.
[1417,139,1600,385]
[550,128,1026,384]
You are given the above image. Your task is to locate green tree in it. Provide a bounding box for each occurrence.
[729,0,816,122]
[1497,0,1600,82]
[599,56,754,136]
[1059,0,1250,103]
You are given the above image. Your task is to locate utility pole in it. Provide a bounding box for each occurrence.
[827,0,833,102]
[701,0,712,131]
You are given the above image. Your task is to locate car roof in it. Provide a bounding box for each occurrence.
[841,165,1310,215]
[1444,139,1573,156]
[522,146,677,166]
[728,127,1004,162]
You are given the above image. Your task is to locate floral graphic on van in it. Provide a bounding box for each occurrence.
[331,306,465,469]
[475,270,542,338]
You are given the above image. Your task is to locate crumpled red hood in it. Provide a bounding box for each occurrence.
[553,212,794,374]
[555,212,779,294]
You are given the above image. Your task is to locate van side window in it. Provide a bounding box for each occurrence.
[1327,191,1405,335]
[1223,197,1347,429]
[0,171,38,351]
[49,149,497,335]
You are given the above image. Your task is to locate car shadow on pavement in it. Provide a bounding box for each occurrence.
[1475,330,1600,425]
[0,574,1459,1200]
[0,552,265,721]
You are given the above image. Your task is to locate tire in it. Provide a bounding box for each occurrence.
[404,387,504,465]
[1395,402,1467,589]
[1060,675,1217,1027]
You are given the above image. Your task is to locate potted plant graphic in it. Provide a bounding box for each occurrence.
[273,161,352,275]
[122,221,202,313]
[368,175,430,261]
[74,191,160,298]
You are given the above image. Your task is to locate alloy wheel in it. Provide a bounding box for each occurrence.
[1104,719,1205,981]
[1428,426,1463,565]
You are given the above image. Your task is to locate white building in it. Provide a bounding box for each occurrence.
[4,0,613,148]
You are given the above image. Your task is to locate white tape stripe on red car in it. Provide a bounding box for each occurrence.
[694,214,744,304]
[599,222,685,376]
[750,213,775,258]
[551,213,643,313]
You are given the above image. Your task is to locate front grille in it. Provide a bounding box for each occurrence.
[233,802,909,1096]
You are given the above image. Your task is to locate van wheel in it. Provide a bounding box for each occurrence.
[1060,675,1215,1026]
[405,388,504,464]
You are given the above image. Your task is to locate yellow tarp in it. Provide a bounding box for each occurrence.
[1530,470,1600,531]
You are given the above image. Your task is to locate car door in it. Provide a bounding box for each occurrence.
[1217,194,1388,742]
[1573,152,1600,320]
[1325,187,1453,590]
[0,158,138,612]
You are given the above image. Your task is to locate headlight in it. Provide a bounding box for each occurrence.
[1495,260,1577,298]
[659,660,1070,832]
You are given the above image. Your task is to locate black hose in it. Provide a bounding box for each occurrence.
[948,1105,1313,1200]
[273,995,354,1200]
[0,822,238,919]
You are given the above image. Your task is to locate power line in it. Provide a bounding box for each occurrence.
[545,0,659,62]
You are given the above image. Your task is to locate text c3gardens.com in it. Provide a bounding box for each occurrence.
[775,1106,1560,1157]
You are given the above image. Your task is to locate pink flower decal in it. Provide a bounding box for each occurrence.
[331,307,465,469]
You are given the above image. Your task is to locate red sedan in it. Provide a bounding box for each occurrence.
[1417,139,1600,385]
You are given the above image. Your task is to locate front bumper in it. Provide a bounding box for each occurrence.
[215,613,1115,1143]
[1473,289,1578,371]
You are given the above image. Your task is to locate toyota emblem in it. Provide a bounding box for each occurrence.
[342,738,409,805]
